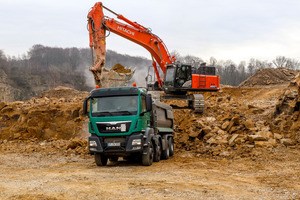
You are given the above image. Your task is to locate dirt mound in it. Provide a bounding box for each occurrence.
[0,87,89,141]
[37,86,89,100]
[239,67,299,87]
[111,63,132,73]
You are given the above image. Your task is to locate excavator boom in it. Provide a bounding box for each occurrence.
[87,2,175,87]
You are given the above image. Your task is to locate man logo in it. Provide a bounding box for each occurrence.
[106,126,121,131]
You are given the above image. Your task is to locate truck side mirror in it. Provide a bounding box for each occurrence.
[83,98,89,116]
[146,95,152,112]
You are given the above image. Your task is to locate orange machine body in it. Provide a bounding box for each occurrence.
[192,74,220,90]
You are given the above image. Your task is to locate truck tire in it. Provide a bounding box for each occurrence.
[142,141,154,166]
[161,139,169,160]
[168,137,174,157]
[153,140,161,162]
[95,153,108,166]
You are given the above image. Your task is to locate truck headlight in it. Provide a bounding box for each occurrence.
[89,141,97,147]
[132,139,141,145]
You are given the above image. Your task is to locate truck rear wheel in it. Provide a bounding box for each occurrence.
[153,140,161,162]
[142,141,154,166]
[168,137,174,157]
[161,139,170,160]
[95,153,108,166]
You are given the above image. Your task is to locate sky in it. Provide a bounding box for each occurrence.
[0,0,300,63]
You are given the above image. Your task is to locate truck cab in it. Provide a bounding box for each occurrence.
[83,87,174,166]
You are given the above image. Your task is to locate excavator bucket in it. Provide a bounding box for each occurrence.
[90,64,135,88]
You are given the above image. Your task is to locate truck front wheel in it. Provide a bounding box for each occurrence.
[95,153,108,166]
[142,141,154,166]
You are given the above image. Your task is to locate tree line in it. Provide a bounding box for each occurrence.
[0,45,299,101]
[172,51,300,86]
[0,45,152,100]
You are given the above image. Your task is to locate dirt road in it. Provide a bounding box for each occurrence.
[0,145,299,200]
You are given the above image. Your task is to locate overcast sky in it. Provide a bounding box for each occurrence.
[0,0,299,63]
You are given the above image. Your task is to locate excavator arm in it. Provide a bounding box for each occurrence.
[87,2,176,87]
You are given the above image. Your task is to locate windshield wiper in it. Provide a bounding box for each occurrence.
[96,112,113,116]
[116,111,134,115]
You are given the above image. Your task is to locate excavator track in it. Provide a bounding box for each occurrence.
[192,94,205,113]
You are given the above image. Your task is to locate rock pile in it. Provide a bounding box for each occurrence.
[173,109,278,158]
[1,81,299,159]
[173,82,299,158]
[239,67,299,87]
[0,87,89,141]
[268,74,300,145]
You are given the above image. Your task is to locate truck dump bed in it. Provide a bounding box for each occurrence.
[151,100,174,132]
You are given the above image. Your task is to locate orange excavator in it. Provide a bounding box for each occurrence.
[87,2,220,113]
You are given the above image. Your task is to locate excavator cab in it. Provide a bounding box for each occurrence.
[175,64,192,87]
[163,63,192,94]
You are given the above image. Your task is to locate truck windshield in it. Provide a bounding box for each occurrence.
[91,95,138,117]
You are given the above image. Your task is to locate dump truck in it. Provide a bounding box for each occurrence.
[83,86,174,166]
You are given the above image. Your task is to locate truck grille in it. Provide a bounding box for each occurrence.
[96,121,131,133]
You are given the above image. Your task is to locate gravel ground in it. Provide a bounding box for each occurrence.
[0,146,299,200]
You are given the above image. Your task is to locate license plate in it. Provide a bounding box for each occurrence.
[107,142,121,147]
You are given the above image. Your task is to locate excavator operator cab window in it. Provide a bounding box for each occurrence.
[175,65,192,87]
[164,66,176,87]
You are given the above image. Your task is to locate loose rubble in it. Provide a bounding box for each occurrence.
[1,69,300,159]
[268,73,300,145]
[174,69,300,158]
[111,63,133,73]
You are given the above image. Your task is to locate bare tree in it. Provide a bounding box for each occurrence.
[209,57,217,66]
[273,56,287,68]
[285,58,300,69]
[182,54,203,64]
